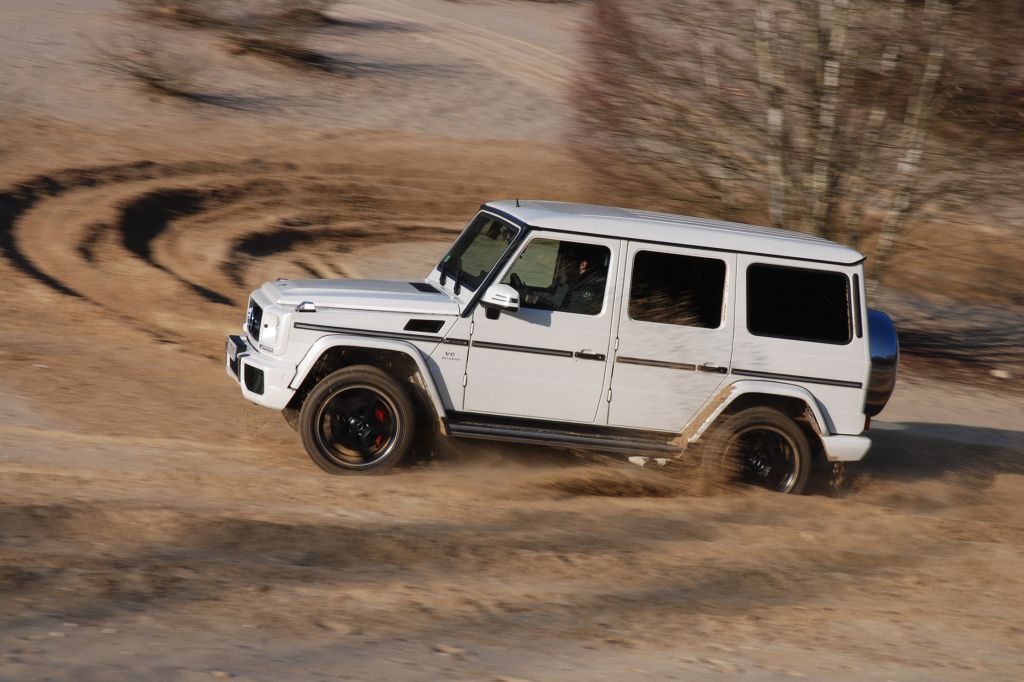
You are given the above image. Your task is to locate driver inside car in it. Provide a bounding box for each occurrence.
[552,251,607,315]
[511,245,608,315]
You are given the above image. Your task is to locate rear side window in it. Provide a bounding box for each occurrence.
[629,251,726,328]
[746,264,851,344]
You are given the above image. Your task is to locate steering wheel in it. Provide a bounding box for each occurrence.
[509,272,525,293]
[509,272,535,305]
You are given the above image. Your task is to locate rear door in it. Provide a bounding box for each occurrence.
[608,243,736,431]
[463,232,620,423]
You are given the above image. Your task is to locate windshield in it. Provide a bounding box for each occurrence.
[438,213,520,293]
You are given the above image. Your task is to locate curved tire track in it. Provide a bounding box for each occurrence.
[0,158,470,347]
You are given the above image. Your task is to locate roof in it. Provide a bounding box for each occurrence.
[484,200,863,265]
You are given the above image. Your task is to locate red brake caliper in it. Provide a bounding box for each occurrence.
[373,407,386,449]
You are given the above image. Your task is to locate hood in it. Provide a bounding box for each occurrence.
[262,279,460,316]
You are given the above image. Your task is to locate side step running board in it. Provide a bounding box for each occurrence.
[448,423,678,456]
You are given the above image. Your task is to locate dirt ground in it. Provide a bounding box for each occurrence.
[1,1,1023,680]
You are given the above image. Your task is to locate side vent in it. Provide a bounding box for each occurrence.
[410,282,440,293]
[404,319,445,334]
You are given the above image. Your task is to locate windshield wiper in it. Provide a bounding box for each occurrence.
[439,256,462,295]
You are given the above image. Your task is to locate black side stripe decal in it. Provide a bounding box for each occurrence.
[616,356,696,371]
[294,322,443,344]
[442,337,470,346]
[731,368,863,389]
[472,340,574,358]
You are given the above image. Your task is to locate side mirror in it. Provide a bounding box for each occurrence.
[480,283,520,314]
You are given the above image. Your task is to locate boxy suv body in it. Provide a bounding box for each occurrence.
[226,201,898,493]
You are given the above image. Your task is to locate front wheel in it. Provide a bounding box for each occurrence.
[298,366,416,474]
[701,407,812,494]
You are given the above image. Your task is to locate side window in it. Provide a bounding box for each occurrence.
[746,264,851,344]
[628,251,726,329]
[505,238,560,289]
[503,238,610,316]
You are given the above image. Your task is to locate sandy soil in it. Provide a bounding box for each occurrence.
[1,1,1023,680]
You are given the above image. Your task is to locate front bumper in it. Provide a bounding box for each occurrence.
[225,335,297,410]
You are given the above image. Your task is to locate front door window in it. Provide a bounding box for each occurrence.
[503,238,610,316]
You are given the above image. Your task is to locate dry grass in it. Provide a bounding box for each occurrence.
[99,32,206,101]
[122,0,347,75]
[124,0,336,30]
[97,32,267,109]
[445,0,580,3]
[226,29,335,73]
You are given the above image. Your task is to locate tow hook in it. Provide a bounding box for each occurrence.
[829,462,847,496]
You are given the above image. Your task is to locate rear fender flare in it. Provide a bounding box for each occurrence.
[684,380,832,444]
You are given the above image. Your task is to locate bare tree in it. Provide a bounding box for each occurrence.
[574,0,1024,287]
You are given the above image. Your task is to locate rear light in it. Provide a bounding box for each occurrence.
[864,415,871,432]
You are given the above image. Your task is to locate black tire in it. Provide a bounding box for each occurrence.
[701,407,812,494]
[298,365,416,474]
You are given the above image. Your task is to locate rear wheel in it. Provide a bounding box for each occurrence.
[702,407,812,494]
[298,366,416,474]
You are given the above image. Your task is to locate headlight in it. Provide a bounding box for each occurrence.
[259,311,280,351]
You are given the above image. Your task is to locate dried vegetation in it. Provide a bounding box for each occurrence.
[575,0,1024,287]
[99,31,207,101]
[110,0,350,87]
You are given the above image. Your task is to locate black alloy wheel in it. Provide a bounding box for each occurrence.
[703,407,812,494]
[299,366,416,474]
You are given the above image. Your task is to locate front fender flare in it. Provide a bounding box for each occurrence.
[289,334,449,432]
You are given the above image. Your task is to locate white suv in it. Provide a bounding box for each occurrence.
[226,201,898,493]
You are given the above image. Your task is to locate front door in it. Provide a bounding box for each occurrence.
[608,243,736,431]
[463,233,620,423]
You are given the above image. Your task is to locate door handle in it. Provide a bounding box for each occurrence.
[698,363,728,374]
[575,350,606,361]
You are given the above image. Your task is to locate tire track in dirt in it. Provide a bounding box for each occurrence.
[0,159,477,347]
[0,161,173,299]
[116,181,295,306]
[0,160,249,301]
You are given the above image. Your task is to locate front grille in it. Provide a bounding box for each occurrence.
[244,364,265,395]
[246,298,263,340]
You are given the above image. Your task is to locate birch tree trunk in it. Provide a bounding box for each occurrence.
[754,0,788,228]
[868,0,954,292]
[839,0,906,250]
[808,0,850,239]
